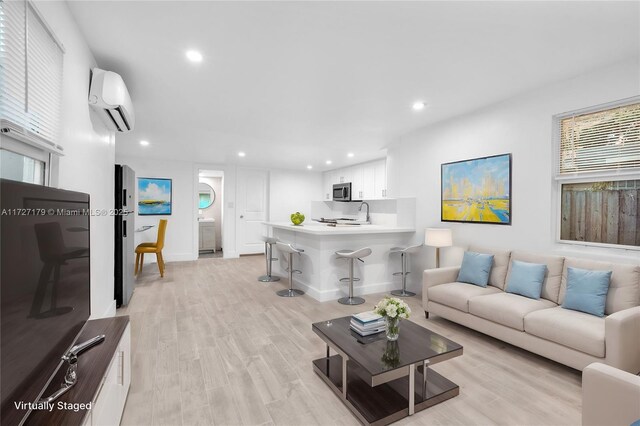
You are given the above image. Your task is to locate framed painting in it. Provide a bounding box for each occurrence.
[138,177,172,215]
[441,153,511,225]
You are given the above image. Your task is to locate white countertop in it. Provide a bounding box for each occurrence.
[264,221,415,235]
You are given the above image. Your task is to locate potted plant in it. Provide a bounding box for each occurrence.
[374,296,411,341]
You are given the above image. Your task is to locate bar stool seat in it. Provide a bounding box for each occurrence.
[390,244,422,297]
[258,237,280,282]
[336,247,372,305]
[275,242,305,297]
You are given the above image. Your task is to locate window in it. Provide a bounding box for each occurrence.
[555,99,640,248]
[0,148,45,185]
[0,135,50,185]
[0,0,64,154]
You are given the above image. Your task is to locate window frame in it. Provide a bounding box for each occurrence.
[0,134,55,186]
[552,96,640,251]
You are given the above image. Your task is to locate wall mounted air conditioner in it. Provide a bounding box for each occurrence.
[88,68,135,133]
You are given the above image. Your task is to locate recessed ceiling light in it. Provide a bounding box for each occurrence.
[139,140,149,146]
[185,50,203,63]
[347,153,354,158]
[306,165,313,170]
[325,160,332,165]
[412,101,426,111]
[238,151,246,157]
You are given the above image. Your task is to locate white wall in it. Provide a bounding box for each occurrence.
[35,1,116,318]
[386,58,640,293]
[269,169,323,222]
[116,156,195,262]
[115,154,323,262]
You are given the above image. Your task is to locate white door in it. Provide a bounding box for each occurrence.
[237,168,269,254]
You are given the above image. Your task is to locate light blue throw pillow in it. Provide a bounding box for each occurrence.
[457,251,494,287]
[562,267,612,317]
[505,260,547,299]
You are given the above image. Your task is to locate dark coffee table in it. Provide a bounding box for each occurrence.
[312,316,463,425]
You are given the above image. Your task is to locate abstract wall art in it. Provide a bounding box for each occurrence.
[441,153,511,225]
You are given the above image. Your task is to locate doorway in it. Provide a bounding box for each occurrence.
[198,170,224,258]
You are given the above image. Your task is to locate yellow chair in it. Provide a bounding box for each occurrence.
[135,219,167,277]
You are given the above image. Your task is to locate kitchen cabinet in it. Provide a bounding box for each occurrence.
[350,166,364,200]
[363,162,376,199]
[374,159,387,198]
[323,170,336,200]
[322,158,388,200]
[199,220,216,252]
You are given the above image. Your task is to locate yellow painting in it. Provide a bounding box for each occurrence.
[441,154,511,224]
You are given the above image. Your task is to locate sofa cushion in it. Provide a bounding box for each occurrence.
[468,245,511,290]
[457,251,494,287]
[469,293,557,331]
[524,306,605,357]
[559,257,640,315]
[506,251,564,303]
[428,282,501,313]
[505,260,547,299]
[562,267,612,317]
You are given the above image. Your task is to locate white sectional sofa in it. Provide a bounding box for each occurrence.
[422,246,640,373]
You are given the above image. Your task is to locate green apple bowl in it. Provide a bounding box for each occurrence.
[290,212,305,226]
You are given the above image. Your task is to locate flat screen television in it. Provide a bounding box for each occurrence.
[1,179,90,425]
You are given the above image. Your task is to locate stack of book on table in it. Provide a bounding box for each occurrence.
[350,312,386,336]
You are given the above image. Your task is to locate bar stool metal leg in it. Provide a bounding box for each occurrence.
[391,252,416,297]
[259,241,280,282]
[338,258,365,305]
[277,252,304,297]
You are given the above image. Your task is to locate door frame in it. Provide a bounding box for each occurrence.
[191,164,270,260]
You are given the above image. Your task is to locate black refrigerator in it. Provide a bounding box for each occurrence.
[114,164,135,307]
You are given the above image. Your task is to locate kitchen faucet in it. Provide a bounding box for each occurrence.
[359,201,370,224]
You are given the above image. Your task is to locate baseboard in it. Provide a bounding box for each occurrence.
[292,279,407,302]
[223,250,239,259]
[142,252,195,263]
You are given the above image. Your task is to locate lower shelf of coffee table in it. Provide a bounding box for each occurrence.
[312,355,459,426]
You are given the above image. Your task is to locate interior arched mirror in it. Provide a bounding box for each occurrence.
[198,182,216,209]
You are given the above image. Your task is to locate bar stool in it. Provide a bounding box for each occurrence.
[258,237,280,282]
[390,244,422,297]
[275,242,305,297]
[335,247,372,305]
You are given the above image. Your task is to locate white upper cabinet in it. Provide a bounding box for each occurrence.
[350,166,364,200]
[322,158,387,200]
[374,159,387,199]
[322,170,336,200]
[363,162,376,199]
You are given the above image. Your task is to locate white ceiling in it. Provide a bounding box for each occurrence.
[67,1,639,171]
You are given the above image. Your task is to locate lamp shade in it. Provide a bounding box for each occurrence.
[425,228,452,248]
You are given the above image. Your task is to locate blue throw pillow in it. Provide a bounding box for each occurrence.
[457,251,494,287]
[562,267,612,317]
[506,260,547,299]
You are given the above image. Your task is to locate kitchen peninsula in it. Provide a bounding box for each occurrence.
[264,198,418,302]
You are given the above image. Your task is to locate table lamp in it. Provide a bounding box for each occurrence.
[424,228,452,268]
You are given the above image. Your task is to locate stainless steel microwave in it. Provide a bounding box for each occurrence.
[333,182,352,201]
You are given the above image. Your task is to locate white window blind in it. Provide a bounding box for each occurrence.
[0,0,27,126]
[558,102,640,177]
[0,0,63,146]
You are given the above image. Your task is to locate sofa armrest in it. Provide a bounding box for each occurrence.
[605,306,640,374]
[422,266,460,310]
[582,362,640,426]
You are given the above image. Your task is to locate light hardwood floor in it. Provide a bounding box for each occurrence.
[118,255,582,426]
